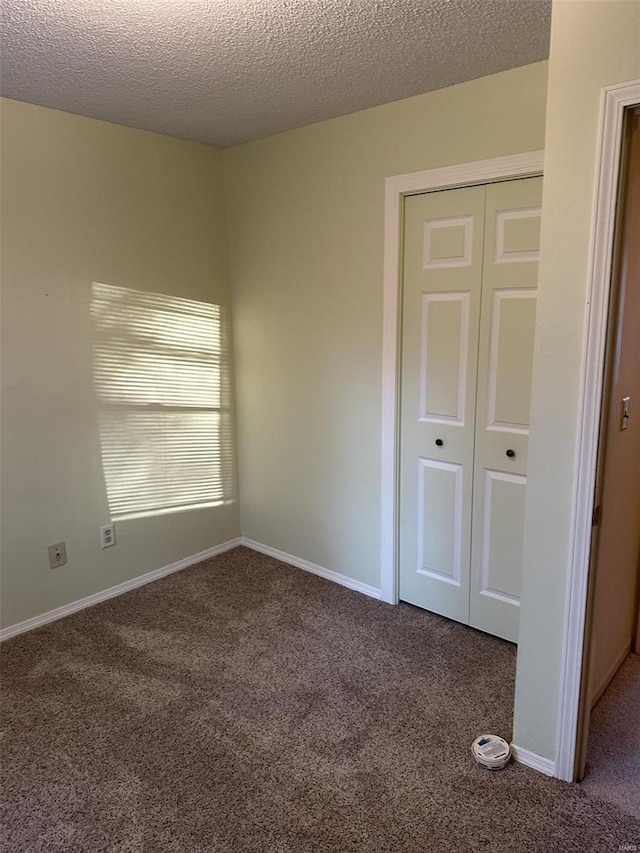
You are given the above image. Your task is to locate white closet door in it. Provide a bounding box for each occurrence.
[399,186,485,624]
[469,177,543,642]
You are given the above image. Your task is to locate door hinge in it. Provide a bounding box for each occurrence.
[592,505,601,527]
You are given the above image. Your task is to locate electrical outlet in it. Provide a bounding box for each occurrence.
[100,523,116,549]
[48,541,67,569]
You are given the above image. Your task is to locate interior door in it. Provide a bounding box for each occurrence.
[587,108,640,704]
[469,177,543,642]
[399,185,485,623]
[575,108,640,781]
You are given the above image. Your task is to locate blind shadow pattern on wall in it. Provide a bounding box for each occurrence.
[91,283,235,520]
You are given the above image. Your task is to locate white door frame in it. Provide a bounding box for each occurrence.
[554,79,640,782]
[380,150,544,605]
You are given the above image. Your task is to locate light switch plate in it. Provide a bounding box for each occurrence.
[621,395,630,431]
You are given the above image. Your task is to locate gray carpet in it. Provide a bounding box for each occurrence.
[1,546,639,852]
[583,653,640,819]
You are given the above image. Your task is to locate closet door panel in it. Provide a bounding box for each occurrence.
[399,186,485,624]
[470,177,543,642]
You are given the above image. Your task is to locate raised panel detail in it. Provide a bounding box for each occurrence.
[480,470,526,604]
[423,216,473,268]
[420,292,469,425]
[486,289,537,433]
[430,225,465,260]
[495,208,541,263]
[417,458,463,586]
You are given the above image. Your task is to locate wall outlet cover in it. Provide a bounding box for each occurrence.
[100,524,116,549]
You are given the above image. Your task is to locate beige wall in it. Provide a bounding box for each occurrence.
[514,0,640,760]
[223,62,548,590]
[1,99,240,629]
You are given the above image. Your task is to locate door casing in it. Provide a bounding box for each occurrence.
[553,80,640,784]
[573,101,640,782]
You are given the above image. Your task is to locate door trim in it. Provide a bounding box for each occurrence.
[380,151,544,605]
[555,79,640,783]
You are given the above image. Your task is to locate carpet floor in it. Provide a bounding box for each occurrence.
[582,653,640,819]
[1,546,639,852]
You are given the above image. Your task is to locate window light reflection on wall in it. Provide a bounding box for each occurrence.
[91,282,235,520]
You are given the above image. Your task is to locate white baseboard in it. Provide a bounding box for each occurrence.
[590,640,631,708]
[0,538,242,642]
[510,744,556,777]
[240,537,381,600]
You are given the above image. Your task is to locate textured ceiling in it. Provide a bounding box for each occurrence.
[1,0,551,148]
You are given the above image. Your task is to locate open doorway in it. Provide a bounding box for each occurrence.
[576,106,640,807]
